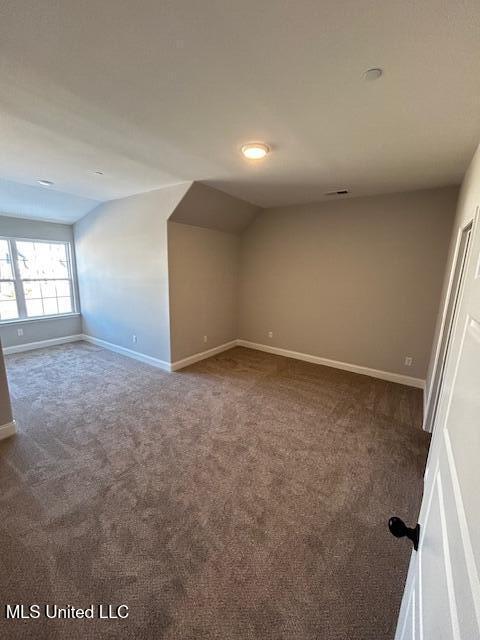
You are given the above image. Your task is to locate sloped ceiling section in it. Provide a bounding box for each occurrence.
[0,177,100,223]
[169,182,261,234]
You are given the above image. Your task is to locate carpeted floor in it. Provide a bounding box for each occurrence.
[0,342,430,640]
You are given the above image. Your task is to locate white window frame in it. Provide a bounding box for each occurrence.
[0,236,79,324]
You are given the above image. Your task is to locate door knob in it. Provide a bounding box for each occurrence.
[388,517,420,551]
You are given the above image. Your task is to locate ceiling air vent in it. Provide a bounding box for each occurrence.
[325,189,349,196]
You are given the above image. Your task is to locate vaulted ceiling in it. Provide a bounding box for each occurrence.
[1,0,479,222]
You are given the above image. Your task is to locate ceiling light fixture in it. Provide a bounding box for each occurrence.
[364,68,383,81]
[37,179,54,187]
[241,142,270,160]
[89,170,104,175]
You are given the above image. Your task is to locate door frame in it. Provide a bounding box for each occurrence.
[423,219,473,433]
[395,204,480,639]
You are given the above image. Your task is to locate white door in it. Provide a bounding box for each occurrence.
[395,208,480,640]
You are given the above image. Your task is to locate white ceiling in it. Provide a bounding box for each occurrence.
[0,0,479,222]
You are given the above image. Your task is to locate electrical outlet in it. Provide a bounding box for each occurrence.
[268,331,273,339]
[203,335,208,343]
[17,328,23,337]
[404,356,413,367]
[132,334,137,344]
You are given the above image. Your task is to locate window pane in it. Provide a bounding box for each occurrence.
[43,298,58,315]
[0,300,19,320]
[0,261,13,279]
[23,281,42,299]
[26,299,44,317]
[0,281,19,319]
[23,279,74,318]
[0,240,14,279]
[40,280,57,298]
[57,297,72,314]
[0,281,16,301]
[16,241,69,279]
[55,280,70,297]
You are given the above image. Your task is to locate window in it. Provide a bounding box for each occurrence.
[0,240,19,320]
[0,238,76,322]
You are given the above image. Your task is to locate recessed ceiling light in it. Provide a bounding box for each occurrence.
[325,189,349,196]
[89,170,104,175]
[364,68,383,81]
[37,179,54,187]
[241,142,270,160]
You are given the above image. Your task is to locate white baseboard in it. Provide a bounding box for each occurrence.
[0,420,16,441]
[2,332,425,389]
[3,334,83,355]
[83,336,237,372]
[236,340,426,389]
[81,334,171,371]
[171,340,238,372]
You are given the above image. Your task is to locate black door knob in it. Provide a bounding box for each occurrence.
[388,517,420,551]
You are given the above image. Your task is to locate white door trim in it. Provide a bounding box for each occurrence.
[0,420,16,440]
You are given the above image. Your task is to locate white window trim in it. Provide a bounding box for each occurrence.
[0,236,79,323]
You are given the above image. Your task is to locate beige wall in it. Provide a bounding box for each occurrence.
[239,187,457,379]
[73,180,458,379]
[170,182,260,233]
[168,222,240,362]
[75,183,190,363]
[425,145,480,414]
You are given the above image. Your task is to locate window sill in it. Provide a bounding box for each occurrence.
[0,313,81,326]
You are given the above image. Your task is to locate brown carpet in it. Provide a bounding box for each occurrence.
[0,342,429,640]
